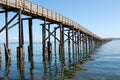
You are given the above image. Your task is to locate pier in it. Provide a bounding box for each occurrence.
[0,0,103,62]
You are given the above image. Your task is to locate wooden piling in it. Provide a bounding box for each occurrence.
[18,9,24,59]
[85,35,88,57]
[68,30,71,64]
[77,31,80,62]
[72,29,75,63]
[0,47,1,57]
[4,44,11,60]
[47,41,52,61]
[42,18,47,61]
[68,31,71,55]
[59,24,64,54]
[47,24,52,61]
[28,19,33,55]
[5,11,8,48]
[54,28,56,53]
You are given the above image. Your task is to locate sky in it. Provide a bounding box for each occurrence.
[0,0,120,42]
[29,0,120,38]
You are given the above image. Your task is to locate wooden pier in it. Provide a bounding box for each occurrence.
[0,0,103,61]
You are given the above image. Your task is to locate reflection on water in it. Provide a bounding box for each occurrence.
[0,41,113,80]
[0,41,95,80]
[4,59,11,80]
[17,58,25,80]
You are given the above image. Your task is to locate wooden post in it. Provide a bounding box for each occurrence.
[0,47,1,57]
[68,30,70,55]
[42,18,47,61]
[28,19,33,55]
[5,11,8,48]
[5,11,11,60]
[54,28,56,53]
[77,31,80,62]
[75,31,77,62]
[85,35,88,57]
[17,9,24,59]
[72,28,74,63]
[68,30,71,64]
[47,24,52,60]
[59,24,64,54]
[79,32,82,62]
[47,24,52,61]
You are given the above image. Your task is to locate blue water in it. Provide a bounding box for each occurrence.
[0,40,120,80]
[77,40,120,80]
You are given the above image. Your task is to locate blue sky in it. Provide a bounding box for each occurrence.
[0,0,120,42]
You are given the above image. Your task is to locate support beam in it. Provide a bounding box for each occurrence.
[17,9,24,59]
[42,18,47,61]
[72,28,75,63]
[59,24,64,54]
[68,30,71,54]
[45,27,60,42]
[9,22,19,29]
[47,24,52,61]
[0,11,19,33]
[5,11,8,48]
[54,28,56,53]
[28,19,33,55]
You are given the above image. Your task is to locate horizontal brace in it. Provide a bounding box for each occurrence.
[9,22,19,29]
[22,17,36,20]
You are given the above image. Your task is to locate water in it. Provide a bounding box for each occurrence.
[77,40,120,80]
[0,40,120,80]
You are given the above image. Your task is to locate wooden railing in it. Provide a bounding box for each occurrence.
[0,0,102,40]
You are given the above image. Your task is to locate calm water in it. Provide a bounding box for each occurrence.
[0,40,120,80]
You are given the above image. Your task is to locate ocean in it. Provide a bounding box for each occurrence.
[0,40,120,80]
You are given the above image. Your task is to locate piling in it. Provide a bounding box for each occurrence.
[5,11,8,48]
[0,47,1,57]
[28,19,33,55]
[4,44,11,60]
[59,24,64,54]
[47,24,52,61]
[54,28,56,53]
[17,9,24,59]
[42,18,47,61]
[72,29,75,63]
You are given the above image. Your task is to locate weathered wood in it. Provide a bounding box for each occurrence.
[5,11,8,48]
[68,30,71,56]
[72,28,75,63]
[54,28,56,53]
[0,11,19,33]
[28,19,33,55]
[0,47,1,57]
[18,9,24,59]
[47,41,52,61]
[59,24,64,54]
[42,18,47,61]
[4,44,11,60]
[8,22,19,29]
[45,27,60,42]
